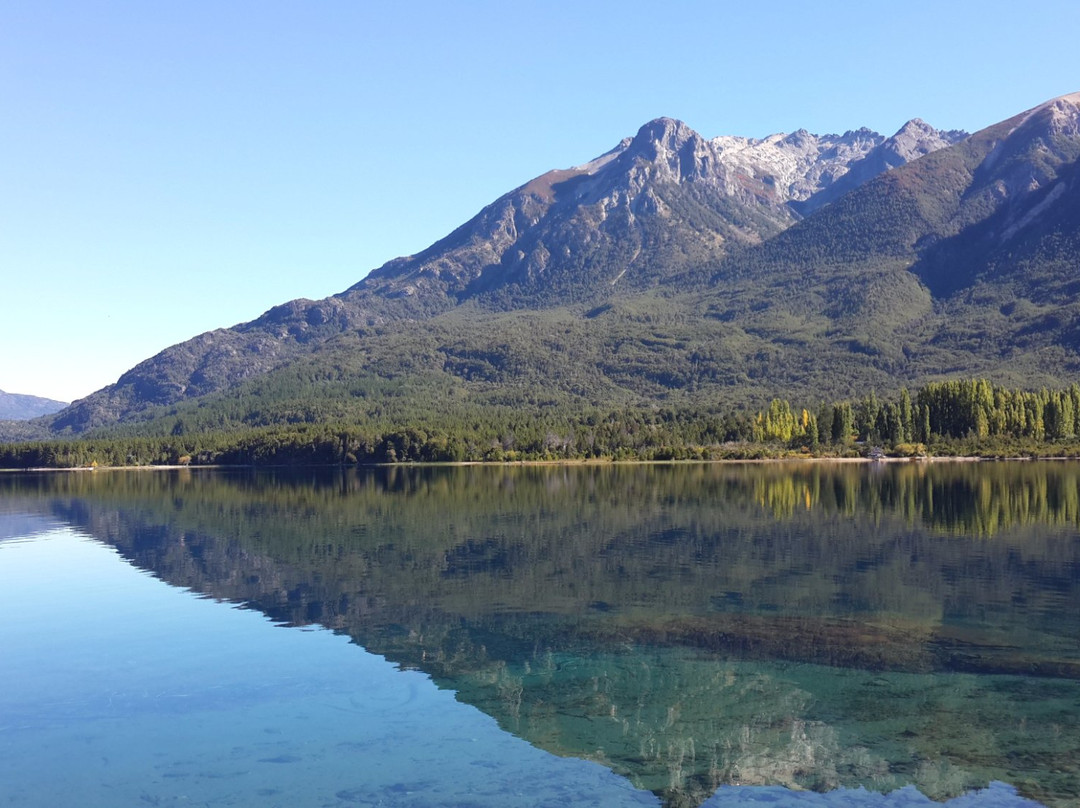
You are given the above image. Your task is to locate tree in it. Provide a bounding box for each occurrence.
[831,403,855,446]
[898,388,914,444]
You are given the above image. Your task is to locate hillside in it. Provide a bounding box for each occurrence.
[5,92,1080,441]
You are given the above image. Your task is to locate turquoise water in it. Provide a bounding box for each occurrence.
[1,464,1077,806]
[0,529,654,807]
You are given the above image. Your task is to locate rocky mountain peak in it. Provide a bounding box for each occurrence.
[1029,92,1080,138]
[954,91,1080,237]
[979,93,1080,166]
[630,117,701,151]
[708,117,967,217]
[967,92,1079,198]
[712,127,884,209]
[348,111,976,304]
[896,117,933,135]
[880,118,968,167]
[781,128,813,147]
[1023,91,1080,121]
[621,117,717,184]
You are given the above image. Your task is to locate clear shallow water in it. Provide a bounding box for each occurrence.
[0,530,654,807]
[1,463,1078,807]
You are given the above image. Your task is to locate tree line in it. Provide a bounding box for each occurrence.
[3,378,1080,468]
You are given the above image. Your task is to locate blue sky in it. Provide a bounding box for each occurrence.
[2,0,1078,403]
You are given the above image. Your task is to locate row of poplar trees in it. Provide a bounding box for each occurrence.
[753,380,1080,447]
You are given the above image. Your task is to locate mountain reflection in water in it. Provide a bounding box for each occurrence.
[3,462,1079,807]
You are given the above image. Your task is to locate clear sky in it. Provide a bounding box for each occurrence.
[2,0,1077,403]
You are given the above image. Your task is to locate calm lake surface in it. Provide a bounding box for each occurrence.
[1,462,1078,807]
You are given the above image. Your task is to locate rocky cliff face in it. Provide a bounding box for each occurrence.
[345,115,964,307]
[712,119,967,215]
[346,117,789,305]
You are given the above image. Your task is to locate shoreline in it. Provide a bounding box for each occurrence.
[4,454,1076,473]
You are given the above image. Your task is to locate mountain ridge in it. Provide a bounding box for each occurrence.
[0,389,68,421]
[344,113,969,307]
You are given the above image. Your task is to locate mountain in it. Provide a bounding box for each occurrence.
[696,92,1080,395]
[711,118,966,216]
[0,389,67,420]
[8,93,1080,441]
[351,115,965,306]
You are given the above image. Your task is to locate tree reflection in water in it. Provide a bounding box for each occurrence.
[3,462,1079,807]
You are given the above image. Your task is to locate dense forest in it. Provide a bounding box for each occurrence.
[3,378,1080,468]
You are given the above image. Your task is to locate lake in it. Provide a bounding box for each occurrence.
[1,462,1077,807]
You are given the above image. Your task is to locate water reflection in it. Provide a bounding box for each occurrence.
[2,462,1079,806]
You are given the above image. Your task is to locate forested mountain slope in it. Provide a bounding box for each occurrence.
[690,92,1080,396]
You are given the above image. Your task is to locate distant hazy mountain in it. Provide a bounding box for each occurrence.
[0,389,67,420]
[10,92,1080,440]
